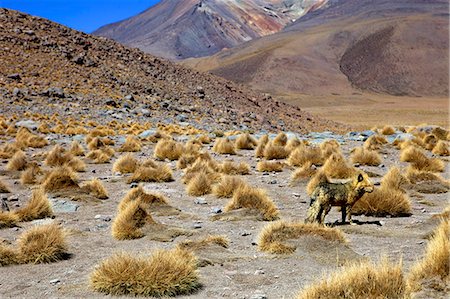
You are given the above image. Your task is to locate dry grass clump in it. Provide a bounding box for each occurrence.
[432,140,449,156]
[112,200,155,240]
[273,132,288,146]
[235,133,257,150]
[69,140,85,156]
[90,247,201,297]
[0,143,20,159]
[0,179,11,193]
[42,166,79,192]
[219,161,250,175]
[154,139,184,160]
[400,145,424,162]
[263,141,289,160]
[285,138,303,153]
[381,125,396,135]
[212,176,247,198]
[350,147,381,166]
[406,167,448,185]
[306,170,328,196]
[15,189,53,222]
[86,147,115,164]
[177,235,229,251]
[112,153,140,174]
[20,163,42,185]
[256,161,284,172]
[364,135,388,150]
[186,172,213,196]
[0,242,17,266]
[128,164,173,183]
[224,185,279,221]
[255,134,269,158]
[352,187,411,217]
[258,221,346,254]
[6,150,28,171]
[81,179,108,199]
[423,134,438,150]
[408,153,445,173]
[118,186,168,212]
[45,145,72,167]
[0,212,19,228]
[16,224,68,264]
[291,162,317,184]
[288,145,323,166]
[212,138,236,155]
[296,258,407,299]
[118,136,142,152]
[181,158,220,185]
[408,219,449,292]
[320,139,341,159]
[87,137,106,150]
[322,153,355,179]
[381,167,409,191]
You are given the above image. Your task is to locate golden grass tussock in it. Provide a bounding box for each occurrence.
[235,133,257,150]
[81,179,108,199]
[432,140,450,156]
[118,185,168,212]
[423,134,437,150]
[6,150,28,171]
[255,134,269,158]
[350,147,382,166]
[69,140,85,156]
[20,163,42,185]
[186,172,212,196]
[118,135,142,152]
[263,141,289,160]
[400,145,425,162]
[320,139,341,159]
[177,153,200,169]
[306,170,328,196]
[0,242,17,266]
[288,145,323,166]
[86,148,114,164]
[364,135,388,150]
[273,132,288,146]
[352,187,412,217]
[0,179,11,193]
[181,159,220,185]
[0,212,19,228]
[65,156,86,172]
[177,235,229,251]
[45,145,73,167]
[212,138,236,155]
[381,167,409,191]
[406,166,448,185]
[128,164,173,183]
[87,137,105,150]
[256,161,284,172]
[410,155,445,173]
[42,166,79,192]
[16,224,69,264]
[381,125,396,135]
[291,162,317,184]
[224,185,279,221]
[212,175,247,198]
[15,189,53,222]
[258,221,346,254]
[219,161,250,175]
[112,200,155,240]
[154,139,184,160]
[0,143,20,159]
[297,258,407,299]
[90,247,201,297]
[322,153,355,179]
[285,138,303,153]
[112,153,140,174]
[408,220,449,292]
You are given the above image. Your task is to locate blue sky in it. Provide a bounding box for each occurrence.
[0,0,160,33]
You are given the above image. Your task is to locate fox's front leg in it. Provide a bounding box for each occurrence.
[347,206,356,225]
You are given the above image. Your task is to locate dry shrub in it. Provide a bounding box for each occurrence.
[297,258,407,299]
[182,159,219,185]
[42,166,79,192]
[0,212,19,228]
[0,143,19,159]
[154,139,183,160]
[118,185,168,212]
[69,140,85,156]
[118,136,142,152]
[410,154,445,173]
[20,163,42,185]
[381,125,396,135]
[322,153,355,179]
[273,132,288,146]
[432,127,449,140]
[177,235,229,251]
[86,147,114,164]
[291,162,317,184]
[400,145,424,162]
[423,134,438,150]
[212,138,236,155]
[197,134,211,144]
[285,138,303,153]
[255,134,269,158]
[224,185,279,221]
[258,221,346,254]
[235,133,257,150]
[65,156,86,172]
[288,145,322,166]
[256,161,284,172]
[320,139,341,159]
[14,189,53,222]
[0,179,11,193]
[364,135,388,150]
[112,153,139,174]
[432,140,449,156]
[212,175,247,198]
[352,188,411,217]
[81,179,108,199]
[45,145,73,166]
[350,147,381,166]
[112,200,155,240]
[6,150,28,171]
[87,137,105,150]
[381,167,409,191]
[0,243,17,266]
[25,135,48,149]
[177,153,200,169]
[219,161,250,175]
[17,224,68,264]
[406,167,448,185]
[408,219,449,292]
[128,164,173,183]
[263,141,289,160]
[186,172,212,196]
[90,247,200,297]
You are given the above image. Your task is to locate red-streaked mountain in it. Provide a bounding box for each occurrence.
[93,0,327,60]
[188,0,449,97]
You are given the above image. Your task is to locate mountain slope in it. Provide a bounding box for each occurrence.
[93,0,327,60]
[188,0,449,97]
[0,8,343,133]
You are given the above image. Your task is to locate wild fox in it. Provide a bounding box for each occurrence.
[305,171,374,224]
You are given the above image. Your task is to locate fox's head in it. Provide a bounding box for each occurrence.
[353,171,374,195]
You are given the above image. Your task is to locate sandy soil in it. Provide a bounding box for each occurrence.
[0,134,448,299]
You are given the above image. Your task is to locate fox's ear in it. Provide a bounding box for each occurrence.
[358,174,364,182]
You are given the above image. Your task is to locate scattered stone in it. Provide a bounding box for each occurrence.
[7,73,21,80]
[94,215,112,222]
[49,279,60,285]
[254,269,265,275]
[194,198,207,205]
[1,198,9,212]
[241,232,251,237]
[193,223,202,229]
[16,120,39,130]
[130,182,138,188]
[212,207,222,214]
[250,293,267,299]
[50,199,79,213]
[30,218,55,226]
[7,195,19,202]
